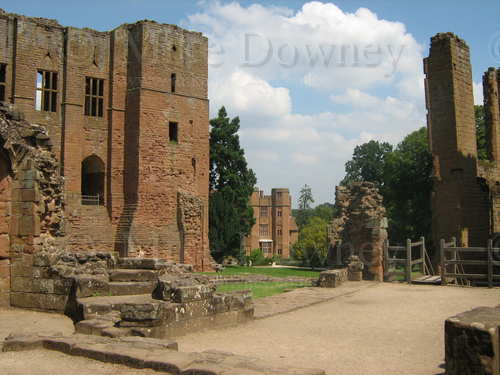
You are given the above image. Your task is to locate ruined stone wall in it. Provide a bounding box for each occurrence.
[0,9,213,271]
[0,104,65,307]
[424,33,491,247]
[328,182,387,281]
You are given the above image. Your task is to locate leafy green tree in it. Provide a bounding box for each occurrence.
[292,202,336,229]
[209,107,257,261]
[298,184,314,210]
[384,128,433,245]
[475,105,487,160]
[340,140,393,186]
[291,217,329,267]
[339,127,432,248]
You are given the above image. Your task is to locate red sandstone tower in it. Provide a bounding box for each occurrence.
[0,10,212,270]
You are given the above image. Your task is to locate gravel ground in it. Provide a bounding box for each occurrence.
[1,283,499,375]
[177,283,500,375]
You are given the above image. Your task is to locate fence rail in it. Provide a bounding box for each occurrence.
[440,238,500,288]
[384,236,432,284]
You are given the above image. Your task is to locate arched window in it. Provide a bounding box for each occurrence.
[81,155,104,205]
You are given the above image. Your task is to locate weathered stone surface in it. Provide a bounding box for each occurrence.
[109,281,155,296]
[445,306,500,375]
[328,182,387,281]
[3,334,325,374]
[110,269,158,282]
[317,268,347,288]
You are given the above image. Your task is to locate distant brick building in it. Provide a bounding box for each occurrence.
[424,32,500,247]
[244,188,298,258]
[0,8,213,280]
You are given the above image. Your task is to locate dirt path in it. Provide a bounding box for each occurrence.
[177,283,500,375]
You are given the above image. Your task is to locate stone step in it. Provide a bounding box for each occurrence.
[109,269,158,282]
[117,257,167,270]
[109,281,155,296]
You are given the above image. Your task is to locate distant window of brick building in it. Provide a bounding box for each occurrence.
[277,209,282,217]
[169,122,178,143]
[260,241,272,254]
[85,77,104,117]
[260,206,268,217]
[36,70,58,112]
[278,248,282,256]
[0,64,6,102]
[277,227,282,236]
[259,224,269,236]
[171,73,176,93]
[277,192,282,199]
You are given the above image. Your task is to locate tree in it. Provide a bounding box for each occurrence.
[475,105,487,160]
[339,127,433,247]
[384,128,433,245]
[209,107,257,261]
[340,140,393,186]
[291,217,329,267]
[298,184,314,210]
[292,202,336,229]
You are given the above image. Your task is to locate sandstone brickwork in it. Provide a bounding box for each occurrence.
[0,9,214,308]
[244,188,298,258]
[424,33,500,254]
[328,182,387,281]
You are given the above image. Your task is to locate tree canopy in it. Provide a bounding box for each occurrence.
[209,107,256,261]
[291,216,329,267]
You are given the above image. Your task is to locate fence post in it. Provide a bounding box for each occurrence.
[383,239,388,280]
[440,239,447,286]
[420,236,426,275]
[488,239,493,289]
[406,239,412,284]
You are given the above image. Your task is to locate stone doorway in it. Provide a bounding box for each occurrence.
[0,149,12,306]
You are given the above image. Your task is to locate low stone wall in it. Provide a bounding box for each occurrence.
[0,258,9,306]
[10,249,116,311]
[445,306,500,375]
[317,268,348,288]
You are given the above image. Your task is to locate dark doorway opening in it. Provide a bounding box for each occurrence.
[81,155,105,205]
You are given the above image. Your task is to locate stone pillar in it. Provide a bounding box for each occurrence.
[484,68,500,161]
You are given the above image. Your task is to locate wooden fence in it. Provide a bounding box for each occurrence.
[384,237,432,284]
[440,238,500,288]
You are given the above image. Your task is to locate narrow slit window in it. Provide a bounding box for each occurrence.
[85,77,104,117]
[36,70,58,112]
[169,122,178,143]
[171,73,176,93]
[0,64,6,102]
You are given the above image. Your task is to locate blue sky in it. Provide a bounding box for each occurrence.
[3,1,500,206]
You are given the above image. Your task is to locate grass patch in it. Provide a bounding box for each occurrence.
[217,281,309,299]
[204,265,321,278]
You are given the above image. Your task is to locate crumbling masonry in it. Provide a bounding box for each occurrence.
[328,182,387,281]
[0,9,215,309]
[424,33,500,251]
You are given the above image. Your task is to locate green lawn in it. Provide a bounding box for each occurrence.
[216,281,309,299]
[205,265,321,278]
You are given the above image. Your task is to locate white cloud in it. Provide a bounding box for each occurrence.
[186,1,426,204]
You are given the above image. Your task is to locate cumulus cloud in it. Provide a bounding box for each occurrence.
[185,1,426,204]
[473,81,484,105]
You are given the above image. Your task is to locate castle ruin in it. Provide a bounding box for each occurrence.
[424,33,500,248]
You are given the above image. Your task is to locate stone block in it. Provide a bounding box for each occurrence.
[445,306,500,375]
[171,284,215,303]
[75,276,109,298]
[10,292,67,311]
[11,276,33,292]
[317,268,348,288]
[0,234,9,258]
[120,301,165,321]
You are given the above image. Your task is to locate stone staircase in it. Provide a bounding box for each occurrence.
[72,257,254,339]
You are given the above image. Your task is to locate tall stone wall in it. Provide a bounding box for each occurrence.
[328,182,387,281]
[424,33,491,247]
[0,9,213,271]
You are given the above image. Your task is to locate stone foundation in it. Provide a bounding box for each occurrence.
[317,268,347,288]
[445,306,500,375]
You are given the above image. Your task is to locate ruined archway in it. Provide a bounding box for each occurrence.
[81,155,105,205]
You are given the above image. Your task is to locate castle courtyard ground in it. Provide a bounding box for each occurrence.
[1,282,499,375]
